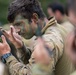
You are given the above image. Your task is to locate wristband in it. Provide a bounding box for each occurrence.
[1,53,12,64]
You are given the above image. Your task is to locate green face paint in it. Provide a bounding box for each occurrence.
[13,15,34,39]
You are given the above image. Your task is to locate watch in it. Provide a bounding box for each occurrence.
[1,53,12,64]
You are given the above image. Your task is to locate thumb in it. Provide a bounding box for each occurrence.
[1,35,7,44]
[10,25,16,33]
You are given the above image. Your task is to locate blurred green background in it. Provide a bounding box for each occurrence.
[0,0,66,25]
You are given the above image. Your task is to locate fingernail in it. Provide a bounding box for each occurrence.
[1,29,5,32]
[10,25,13,28]
[1,35,4,38]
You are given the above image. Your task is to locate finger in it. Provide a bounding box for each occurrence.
[10,26,16,41]
[10,25,16,33]
[13,33,22,40]
[1,35,7,44]
[1,29,9,37]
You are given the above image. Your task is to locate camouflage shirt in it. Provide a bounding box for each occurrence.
[5,17,75,75]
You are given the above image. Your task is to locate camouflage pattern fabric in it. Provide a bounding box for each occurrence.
[70,71,76,75]
[5,17,75,75]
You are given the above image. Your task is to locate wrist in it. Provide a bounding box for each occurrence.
[17,42,25,49]
[1,53,12,64]
[16,41,24,49]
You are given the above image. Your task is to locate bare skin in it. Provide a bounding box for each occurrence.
[0,26,50,64]
[0,35,10,56]
[1,26,23,49]
[32,38,50,64]
[65,31,76,65]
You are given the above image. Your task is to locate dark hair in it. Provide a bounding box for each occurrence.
[8,0,46,23]
[48,2,65,15]
[66,0,76,16]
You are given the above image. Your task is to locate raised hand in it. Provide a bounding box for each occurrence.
[65,31,76,64]
[0,35,10,56]
[32,38,50,64]
[2,26,23,48]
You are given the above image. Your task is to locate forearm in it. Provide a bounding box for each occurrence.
[6,55,31,75]
[32,60,54,75]
[31,34,64,75]
[16,43,32,64]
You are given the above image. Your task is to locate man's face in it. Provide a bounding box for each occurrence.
[13,15,35,39]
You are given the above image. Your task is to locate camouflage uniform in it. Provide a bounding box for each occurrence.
[22,36,36,50]
[62,21,74,34]
[0,24,11,75]
[70,71,76,75]
[32,18,75,75]
[58,16,68,24]
[5,17,75,75]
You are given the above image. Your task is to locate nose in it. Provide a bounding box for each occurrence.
[14,26,20,33]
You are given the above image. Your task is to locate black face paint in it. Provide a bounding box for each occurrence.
[35,23,42,37]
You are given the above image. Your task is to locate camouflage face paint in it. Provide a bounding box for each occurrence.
[13,15,34,39]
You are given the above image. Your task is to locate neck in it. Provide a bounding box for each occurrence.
[35,18,48,36]
[38,17,48,29]
[58,15,64,24]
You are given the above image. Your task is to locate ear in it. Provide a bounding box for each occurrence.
[32,13,38,23]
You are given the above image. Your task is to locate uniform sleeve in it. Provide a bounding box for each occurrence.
[16,43,32,64]
[32,61,54,75]
[5,28,64,75]
[32,28,64,75]
[70,71,76,75]
[16,36,36,64]
[6,55,31,75]
[42,30,64,64]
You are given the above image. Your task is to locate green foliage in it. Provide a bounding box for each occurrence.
[0,0,66,25]
[0,0,11,25]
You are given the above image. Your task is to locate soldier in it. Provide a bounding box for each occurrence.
[36,0,76,74]
[62,0,76,34]
[0,0,75,75]
[62,0,76,75]
[47,2,67,24]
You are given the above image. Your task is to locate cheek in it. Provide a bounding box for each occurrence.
[23,21,30,31]
[24,25,32,33]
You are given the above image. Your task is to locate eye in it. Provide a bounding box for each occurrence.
[13,22,21,26]
[13,20,25,26]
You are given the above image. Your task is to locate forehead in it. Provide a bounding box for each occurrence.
[13,15,30,26]
[15,15,28,21]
